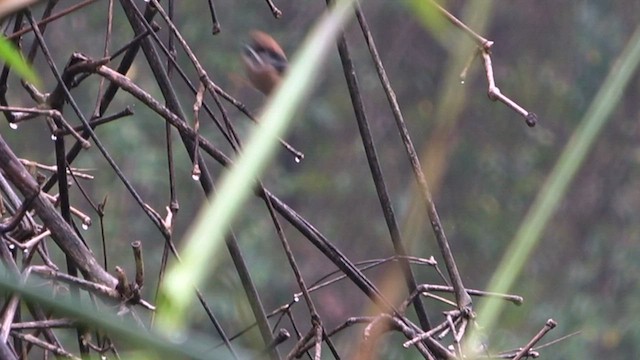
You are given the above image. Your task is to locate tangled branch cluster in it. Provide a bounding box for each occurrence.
[0,1,552,359]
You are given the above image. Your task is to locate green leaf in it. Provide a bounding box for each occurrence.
[155,0,359,333]
[0,265,238,359]
[402,0,447,39]
[0,35,40,85]
[468,20,640,351]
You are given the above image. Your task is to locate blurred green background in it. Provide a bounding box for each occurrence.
[4,0,640,358]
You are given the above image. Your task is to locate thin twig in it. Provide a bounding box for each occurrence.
[481,51,538,127]
[512,319,557,360]
[7,0,100,40]
[353,4,473,311]
[263,0,282,18]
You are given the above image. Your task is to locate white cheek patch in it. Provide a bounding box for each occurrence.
[242,45,265,68]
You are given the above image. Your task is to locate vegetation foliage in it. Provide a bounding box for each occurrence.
[0,0,638,359]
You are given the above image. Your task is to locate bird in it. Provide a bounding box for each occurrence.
[242,31,288,95]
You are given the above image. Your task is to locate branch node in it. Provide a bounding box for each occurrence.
[525,112,538,127]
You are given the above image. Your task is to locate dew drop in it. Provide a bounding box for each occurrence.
[294,156,301,164]
[22,248,28,255]
[460,80,465,85]
[191,164,201,181]
[8,244,15,250]
[9,122,18,130]
[81,223,89,230]
[293,294,299,303]
[51,134,57,141]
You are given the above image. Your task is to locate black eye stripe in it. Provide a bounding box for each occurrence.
[252,45,286,59]
[273,61,287,74]
[252,48,287,73]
